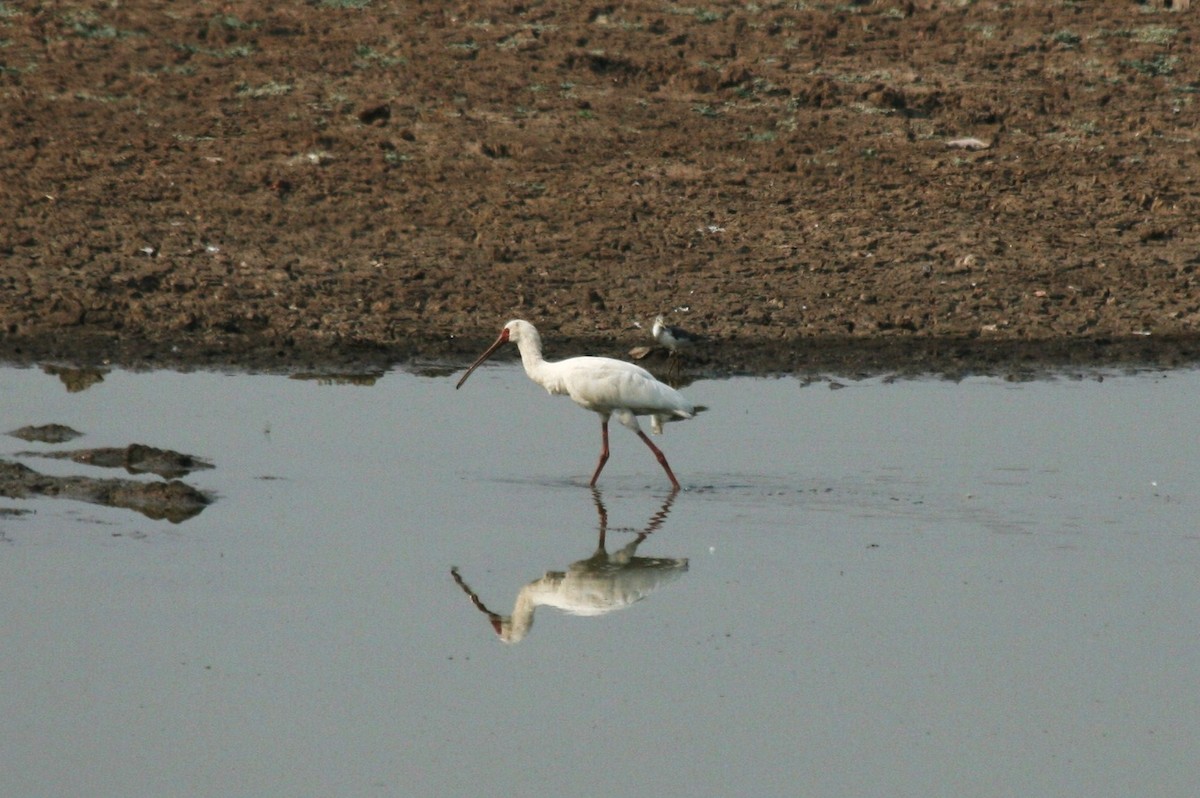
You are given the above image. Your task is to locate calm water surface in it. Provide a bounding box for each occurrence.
[1,364,1197,798]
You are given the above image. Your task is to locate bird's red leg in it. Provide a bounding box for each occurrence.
[637,431,681,490]
[589,420,610,487]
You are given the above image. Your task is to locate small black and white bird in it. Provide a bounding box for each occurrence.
[651,315,704,355]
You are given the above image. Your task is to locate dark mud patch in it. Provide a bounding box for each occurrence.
[0,460,210,523]
[0,507,35,518]
[8,424,85,444]
[21,445,215,480]
[40,365,110,393]
[289,371,386,387]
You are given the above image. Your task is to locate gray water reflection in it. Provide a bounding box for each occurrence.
[0,364,1198,797]
[451,489,687,643]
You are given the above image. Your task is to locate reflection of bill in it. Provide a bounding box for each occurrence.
[450,490,687,644]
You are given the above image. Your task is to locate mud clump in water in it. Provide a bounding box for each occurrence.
[8,424,85,444]
[0,452,213,523]
[25,444,215,480]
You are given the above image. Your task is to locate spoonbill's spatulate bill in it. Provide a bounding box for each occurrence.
[455,319,700,489]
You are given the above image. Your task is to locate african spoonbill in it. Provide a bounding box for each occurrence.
[455,320,701,489]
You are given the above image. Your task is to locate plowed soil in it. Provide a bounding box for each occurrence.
[2,1,1198,376]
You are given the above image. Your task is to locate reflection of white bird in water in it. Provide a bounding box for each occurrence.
[652,314,705,355]
[451,490,687,643]
[455,319,702,490]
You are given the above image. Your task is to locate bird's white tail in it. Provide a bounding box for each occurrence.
[651,405,706,434]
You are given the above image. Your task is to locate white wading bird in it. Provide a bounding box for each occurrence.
[455,319,702,489]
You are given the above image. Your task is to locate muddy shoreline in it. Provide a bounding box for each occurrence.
[3,2,1198,378]
[2,329,1197,381]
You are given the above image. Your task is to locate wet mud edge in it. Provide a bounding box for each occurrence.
[1,330,1198,380]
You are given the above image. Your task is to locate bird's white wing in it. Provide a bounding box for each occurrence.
[558,357,692,417]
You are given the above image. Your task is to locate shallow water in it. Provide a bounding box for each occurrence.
[1,364,1198,798]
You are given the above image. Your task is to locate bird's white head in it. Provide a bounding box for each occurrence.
[455,319,539,390]
[501,319,537,344]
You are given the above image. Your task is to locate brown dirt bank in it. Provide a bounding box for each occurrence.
[2,1,1199,377]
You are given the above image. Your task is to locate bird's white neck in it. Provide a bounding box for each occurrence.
[514,328,552,385]
[499,590,538,643]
